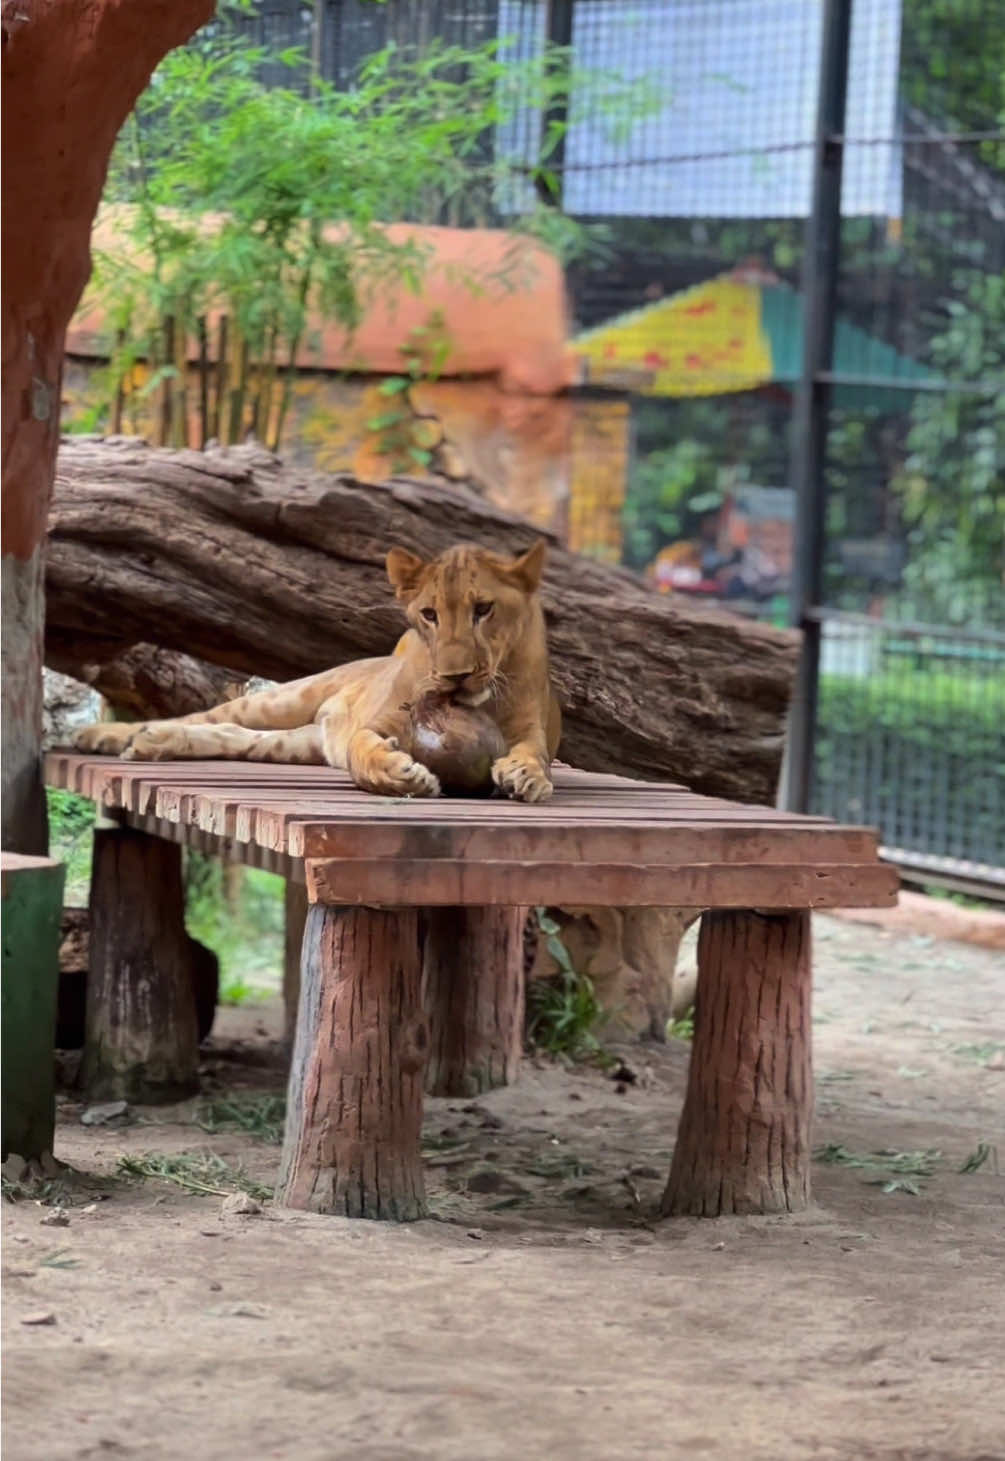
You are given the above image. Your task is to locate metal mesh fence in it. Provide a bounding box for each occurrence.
[216,0,1004,881]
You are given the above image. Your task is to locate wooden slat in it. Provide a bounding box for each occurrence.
[278,820,879,865]
[45,753,897,913]
[307,857,900,910]
[110,812,302,881]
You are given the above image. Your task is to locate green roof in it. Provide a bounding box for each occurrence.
[760,283,932,411]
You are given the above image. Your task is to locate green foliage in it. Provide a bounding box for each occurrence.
[183,853,283,995]
[814,1144,940,1194]
[623,439,720,568]
[45,789,96,904]
[667,1008,694,1042]
[818,669,1003,751]
[92,29,652,448]
[892,272,1005,627]
[117,1151,272,1201]
[958,1142,998,1174]
[526,909,604,1060]
[623,397,792,570]
[199,1094,285,1144]
[816,668,1004,861]
[902,0,1005,168]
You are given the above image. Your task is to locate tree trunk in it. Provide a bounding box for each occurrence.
[56,906,218,1050]
[1,0,213,853]
[277,903,428,1221]
[47,437,799,804]
[282,879,309,1048]
[46,641,249,723]
[2,553,48,853]
[422,907,527,1097]
[82,827,200,1103]
[661,909,812,1218]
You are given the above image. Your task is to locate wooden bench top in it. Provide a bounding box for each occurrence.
[46,753,898,910]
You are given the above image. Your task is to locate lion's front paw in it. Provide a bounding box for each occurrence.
[121,727,190,762]
[73,722,143,755]
[491,751,553,804]
[359,748,441,799]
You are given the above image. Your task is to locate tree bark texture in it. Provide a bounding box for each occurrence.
[282,879,310,1048]
[277,903,428,1221]
[47,437,799,804]
[57,905,218,1050]
[421,906,527,1097]
[50,641,249,723]
[82,827,200,1103]
[1,0,213,853]
[2,551,48,853]
[661,909,813,1218]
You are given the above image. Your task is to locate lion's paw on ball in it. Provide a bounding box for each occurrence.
[408,692,507,798]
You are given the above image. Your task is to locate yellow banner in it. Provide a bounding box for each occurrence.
[575,276,772,398]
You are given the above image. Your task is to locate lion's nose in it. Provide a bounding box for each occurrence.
[442,670,473,686]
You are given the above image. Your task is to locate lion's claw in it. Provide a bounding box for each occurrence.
[73,722,142,755]
[491,752,553,804]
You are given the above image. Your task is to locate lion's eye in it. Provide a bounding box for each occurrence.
[420,607,438,625]
[473,601,494,621]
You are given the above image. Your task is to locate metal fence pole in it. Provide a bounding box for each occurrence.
[783,0,853,812]
[544,0,574,207]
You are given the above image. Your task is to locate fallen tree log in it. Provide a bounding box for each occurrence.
[47,436,799,803]
[47,642,248,723]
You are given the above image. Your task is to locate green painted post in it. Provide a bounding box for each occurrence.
[2,853,65,1161]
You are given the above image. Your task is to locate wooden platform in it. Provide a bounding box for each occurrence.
[46,751,898,1223]
[45,754,898,909]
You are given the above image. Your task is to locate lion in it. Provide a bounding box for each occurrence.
[73,540,561,803]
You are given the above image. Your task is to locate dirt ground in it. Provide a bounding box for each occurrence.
[3,914,1004,1461]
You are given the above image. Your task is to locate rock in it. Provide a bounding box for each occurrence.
[2,1154,28,1183]
[220,1192,262,1217]
[81,1100,130,1126]
[20,1311,57,1326]
[42,669,101,750]
[40,1208,70,1227]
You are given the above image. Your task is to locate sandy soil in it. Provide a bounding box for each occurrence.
[3,914,1004,1461]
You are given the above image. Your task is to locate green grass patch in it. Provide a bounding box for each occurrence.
[198,1094,286,1144]
[526,909,606,1060]
[116,1151,273,1201]
[959,1142,999,1174]
[951,1042,1005,1065]
[814,1144,940,1175]
[667,1008,694,1041]
[814,1144,940,1194]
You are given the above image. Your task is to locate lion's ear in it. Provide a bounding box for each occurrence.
[386,547,427,599]
[504,538,547,592]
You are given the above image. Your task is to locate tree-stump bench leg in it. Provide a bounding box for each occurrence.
[662,909,813,1218]
[277,903,428,1221]
[82,827,200,1104]
[421,906,527,1098]
[282,879,310,1050]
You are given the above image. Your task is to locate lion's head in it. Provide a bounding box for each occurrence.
[385,540,547,706]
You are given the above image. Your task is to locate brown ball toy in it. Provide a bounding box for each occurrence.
[408,691,507,798]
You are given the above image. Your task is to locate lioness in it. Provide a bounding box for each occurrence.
[74,540,561,803]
